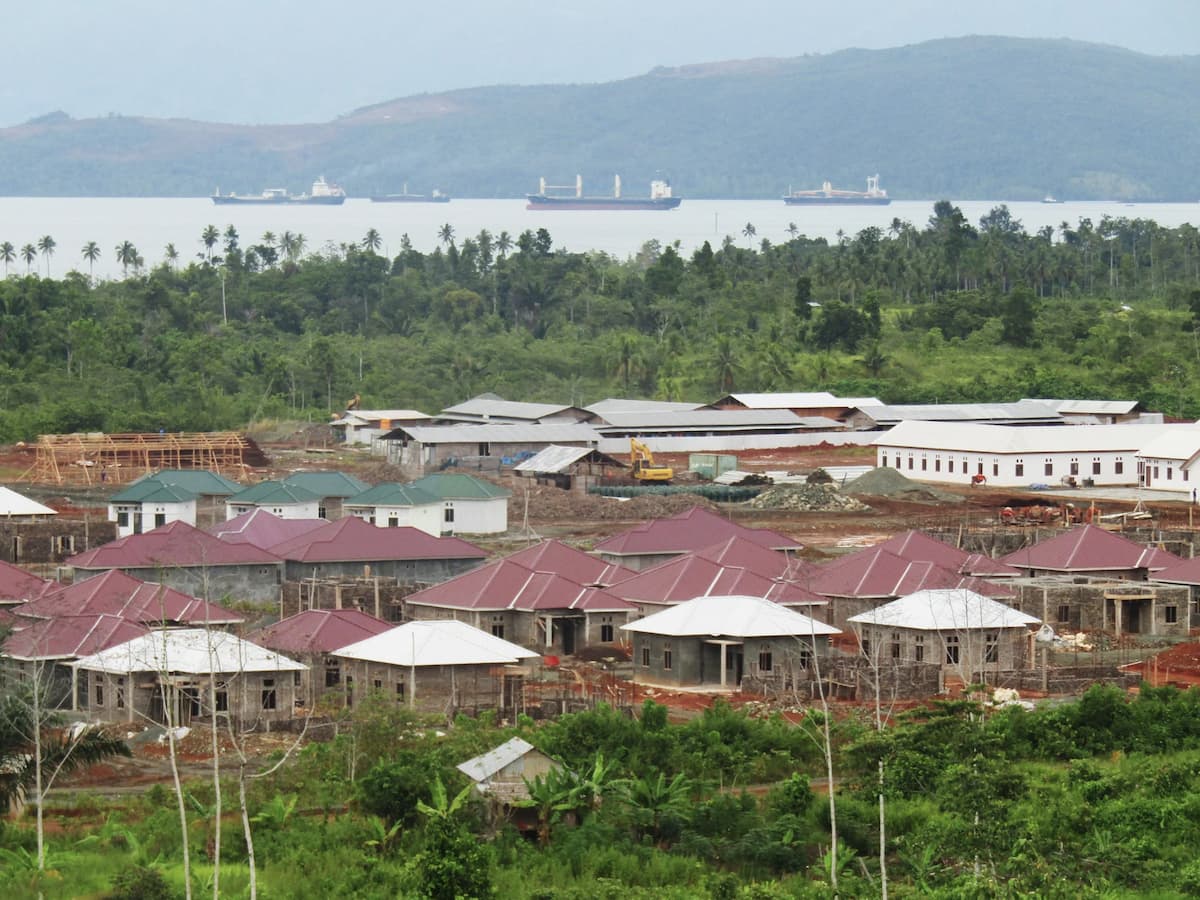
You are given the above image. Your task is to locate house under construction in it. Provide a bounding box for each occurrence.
[26,432,268,485]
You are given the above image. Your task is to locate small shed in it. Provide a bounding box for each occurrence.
[456,737,562,810]
[513,445,626,492]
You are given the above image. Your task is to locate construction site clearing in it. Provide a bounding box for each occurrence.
[11,428,1200,796]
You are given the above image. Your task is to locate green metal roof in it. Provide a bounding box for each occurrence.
[345,483,441,508]
[149,469,242,495]
[408,473,511,500]
[229,481,320,505]
[110,481,195,504]
[282,471,371,498]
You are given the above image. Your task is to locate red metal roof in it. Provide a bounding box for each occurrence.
[0,560,55,603]
[404,555,635,613]
[999,524,1182,574]
[207,509,327,549]
[68,520,282,569]
[594,506,802,556]
[692,535,814,579]
[499,540,635,585]
[3,614,149,660]
[267,516,486,563]
[18,569,244,625]
[811,547,1013,599]
[611,553,825,607]
[250,608,393,654]
[874,530,1021,578]
[1152,556,1200,586]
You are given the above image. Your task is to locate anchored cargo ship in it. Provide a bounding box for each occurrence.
[369,184,450,203]
[212,176,346,205]
[526,175,681,210]
[782,174,891,206]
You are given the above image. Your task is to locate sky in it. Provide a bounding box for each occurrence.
[2,0,1197,127]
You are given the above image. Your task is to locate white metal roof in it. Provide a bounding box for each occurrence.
[621,594,840,638]
[331,409,430,426]
[386,423,601,444]
[333,619,539,666]
[873,420,1190,454]
[456,737,537,782]
[585,398,705,415]
[856,401,1063,426]
[513,445,594,473]
[1023,399,1140,416]
[0,486,56,517]
[441,395,576,421]
[70,628,306,675]
[1132,430,1200,464]
[846,588,1041,631]
[594,409,808,431]
[721,392,839,408]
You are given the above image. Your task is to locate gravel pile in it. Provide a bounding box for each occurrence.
[748,483,871,512]
[843,467,964,504]
[509,483,718,522]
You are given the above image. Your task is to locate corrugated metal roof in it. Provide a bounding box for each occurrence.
[873,421,1189,454]
[1023,399,1139,416]
[513,445,594,474]
[72,628,306,675]
[441,395,577,421]
[20,569,243,626]
[811,547,1014,600]
[229,480,321,505]
[334,619,539,666]
[858,401,1063,426]
[610,555,824,607]
[283,471,371,498]
[874,530,1019,578]
[344,483,442,507]
[457,737,538,783]
[4,615,149,661]
[68,521,282,569]
[207,509,327,548]
[389,423,601,444]
[596,507,801,556]
[409,474,511,500]
[593,409,812,432]
[0,486,56,517]
[1134,431,1200,464]
[585,399,705,415]
[847,588,1041,631]
[267,516,486,563]
[331,409,430,426]
[251,609,393,654]
[109,481,196,504]
[622,594,839,638]
[0,560,55,603]
[1000,524,1181,573]
[719,392,839,408]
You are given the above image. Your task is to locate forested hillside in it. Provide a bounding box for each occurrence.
[1,37,1199,199]
[0,202,1198,441]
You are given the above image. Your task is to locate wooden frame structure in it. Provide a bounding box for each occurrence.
[27,432,265,485]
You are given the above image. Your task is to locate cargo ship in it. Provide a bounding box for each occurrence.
[212,176,347,206]
[526,175,681,210]
[369,184,450,203]
[782,174,891,206]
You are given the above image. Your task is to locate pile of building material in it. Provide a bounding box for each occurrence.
[843,467,964,504]
[748,483,872,512]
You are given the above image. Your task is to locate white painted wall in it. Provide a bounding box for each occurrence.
[873,445,1139,488]
[225,499,322,520]
[1139,456,1198,493]
[346,502,444,536]
[442,498,508,535]
[109,499,196,537]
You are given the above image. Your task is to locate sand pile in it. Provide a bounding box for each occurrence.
[844,467,964,504]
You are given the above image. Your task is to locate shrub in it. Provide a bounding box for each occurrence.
[108,865,175,900]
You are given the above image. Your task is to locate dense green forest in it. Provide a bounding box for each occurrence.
[3,38,1200,199]
[1,201,1199,442]
[10,685,1200,897]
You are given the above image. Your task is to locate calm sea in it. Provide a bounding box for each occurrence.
[0,197,1196,281]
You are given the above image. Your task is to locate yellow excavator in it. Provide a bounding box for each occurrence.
[630,438,674,483]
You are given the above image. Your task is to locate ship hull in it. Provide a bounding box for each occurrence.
[526,195,681,211]
[369,195,451,203]
[782,196,891,206]
[211,195,346,206]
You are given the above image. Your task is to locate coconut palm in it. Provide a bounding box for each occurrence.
[164,243,179,272]
[1,241,15,276]
[742,222,757,246]
[114,240,138,277]
[37,235,56,277]
[223,225,239,254]
[496,230,513,259]
[200,224,220,263]
[81,241,100,279]
[362,228,382,252]
[437,223,455,248]
[20,244,37,274]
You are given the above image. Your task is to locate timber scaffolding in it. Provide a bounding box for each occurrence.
[26,431,269,485]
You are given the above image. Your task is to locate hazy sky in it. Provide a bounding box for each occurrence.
[2,0,1196,126]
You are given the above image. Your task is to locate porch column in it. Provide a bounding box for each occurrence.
[719,645,727,688]
[1115,597,1123,638]
[1150,594,1157,636]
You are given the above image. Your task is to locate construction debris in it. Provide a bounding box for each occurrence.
[748,483,871,512]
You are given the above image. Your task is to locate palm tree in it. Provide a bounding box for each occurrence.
[1,241,15,276]
[164,243,179,272]
[362,228,382,253]
[114,240,137,277]
[20,244,37,274]
[496,231,513,259]
[37,235,56,277]
[292,233,307,260]
[81,241,100,279]
[742,222,757,246]
[222,225,239,254]
[437,223,455,248]
[200,224,220,263]
[786,222,799,239]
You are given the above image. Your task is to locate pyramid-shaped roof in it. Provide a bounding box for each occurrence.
[610,554,824,608]
[266,516,486,563]
[4,614,149,661]
[19,569,243,625]
[72,628,305,675]
[207,509,327,549]
[408,473,510,500]
[345,482,441,508]
[68,520,282,569]
[1151,556,1200,587]
[228,480,321,505]
[405,557,634,613]
[622,594,840,638]
[595,506,801,556]
[109,480,195,504]
[1000,524,1181,574]
[811,547,1013,600]
[847,588,1041,631]
[692,535,812,579]
[111,469,242,503]
[0,559,55,604]
[875,530,1021,578]
[334,619,539,667]
[251,609,393,654]
[282,471,371,498]
[500,540,634,586]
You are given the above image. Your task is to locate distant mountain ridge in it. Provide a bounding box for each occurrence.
[1,36,1198,200]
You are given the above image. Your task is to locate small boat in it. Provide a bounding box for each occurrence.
[1041,195,1062,204]
[212,176,346,206]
